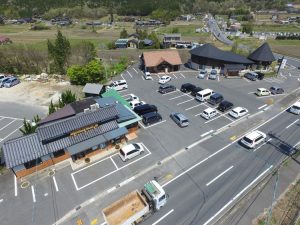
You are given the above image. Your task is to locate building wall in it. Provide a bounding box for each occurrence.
[14,159,54,178]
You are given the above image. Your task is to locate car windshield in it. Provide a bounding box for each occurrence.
[292,105,300,110]
[120,150,125,156]
[133,144,140,149]
[243,137,253,144]
[203,111,208,115]
[182,119,188,123]
[232,109,238,114]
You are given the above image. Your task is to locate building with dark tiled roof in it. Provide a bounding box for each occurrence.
[2,95,141,178]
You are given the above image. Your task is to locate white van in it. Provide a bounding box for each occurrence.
[196,89,214,102]
[107,80,128,91]
[290,101,300,115]
[144,72,152,80]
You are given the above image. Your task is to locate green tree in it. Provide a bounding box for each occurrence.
[120,28,128,38]
[242,22,253,34]
[58,90,77,108]
[19,115,41,135]
[47,30,71,74]
[48,100,56,115]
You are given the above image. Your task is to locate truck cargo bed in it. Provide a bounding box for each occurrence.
[103,190,149,225]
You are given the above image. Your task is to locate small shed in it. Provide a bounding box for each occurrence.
[83,83,104,97]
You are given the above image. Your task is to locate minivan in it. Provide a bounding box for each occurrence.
[207,93,224,105]
[134,104,157,116]
[244,72,258,81]
[107,80,128,91]
[196,89,214,102]
[170,112,189,127]
[240,130,266,149]
[142,112,162,126]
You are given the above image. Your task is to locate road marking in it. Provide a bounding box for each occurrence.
[258,104,267,110]
[120,74,125,80]
[248,91,255,94]
[52,176,59,192]
[286,119,299,129]
[194,112,203,117]
[216,114,250,133]
[110,156,119,169]
[44,193,48,197]
[254,138,272,152]
[243,78,250,82]
[31,185,36,203]
[152,209,174,225]
[200,130,214,137]
[0,120,16,131]
[172,73,177,78]
[107,187,116,194]
[133,68,138,73]
[100,222,107,225]
[0,116,23,121]
[160,89,179,96]
[203,165,273,225]
[127,71,133,78]
[0,199,3,203]
[204,114,222,123]
[206,166,234,186]
[185,104,203,111]
[223,114,234,122]
[14,175,18,197]
[217,76,220,82]
[121,93,132,97]
[169,94,186,100]
[119,176,136,187]
[177,99,194,105]
[257,94,286,99]
[138,120,167,129]
[0,117,4,121]
[180,73,185,78]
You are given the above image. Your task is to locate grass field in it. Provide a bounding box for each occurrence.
[253,24,300,32]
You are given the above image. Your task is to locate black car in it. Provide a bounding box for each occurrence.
[207,93,224,105]
[218,100,234,112]
[158,84,176,94]
[134,104,157,116]
[191,86,203,97]
[142,112,162,126]
[256,72,264,80]
[180,83,196,93]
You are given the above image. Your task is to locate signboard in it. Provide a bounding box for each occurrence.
[280,59,287,69]
[70,124,98,136]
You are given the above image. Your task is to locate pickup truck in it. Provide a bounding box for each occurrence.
[102,180,167,225]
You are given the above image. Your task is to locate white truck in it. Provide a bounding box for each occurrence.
[102,180,167,225]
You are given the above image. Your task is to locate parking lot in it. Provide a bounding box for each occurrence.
[0,115,24,144]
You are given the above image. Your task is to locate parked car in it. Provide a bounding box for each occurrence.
[218,100,234,112]
[198,69,207,79]
[158,84,176,94]
[207,93,224,105]
[158,76,171,84]
[130,100,146,109]
[126,94,139,102]
[3,77,20,88]
[256,72,264,80]
[229,107,248,118]
[180,83,196,93]
[190,86,203,97]
[208,69,218,80]
[0,77,12,87]
[240,130,266,149]
[270,86,284,95]
[144,72,152,80]
[289,101,300,115]
[256,88,271,96]
[134,104,157,116]
[142,112,162,126]
[107,79,128,91]
[0,74,5,81]
[170,112,189,127]
[244,72,258,81]
[201,108,217,120]
[119,143,144,161]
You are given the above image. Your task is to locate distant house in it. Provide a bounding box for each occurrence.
[140,50,182,73]
[127,34,140,48]
[0,36,12,45]
[163,34,181,48]
[83,83,105,97]
[115,39,129,48]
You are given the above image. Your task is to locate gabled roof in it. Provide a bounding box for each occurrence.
[2,133,48,168]
[142,50,182,67]
[39,104,76,125]
[83,83,103,95]
[248,43,275,62]
[190,43,254,64]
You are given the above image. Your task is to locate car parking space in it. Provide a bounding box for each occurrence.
[0,115,23,144]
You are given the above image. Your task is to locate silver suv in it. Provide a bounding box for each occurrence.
[170,112,189,127]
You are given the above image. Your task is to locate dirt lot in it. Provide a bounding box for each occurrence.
[0,79,83,110]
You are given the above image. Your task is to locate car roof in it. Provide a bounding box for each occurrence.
[211,93,222,97]
[161,84,173,88]
[233,106,244,112]
[143,111,159,118]
[204,108,215,113]
[220,100,232,105]
[293,101,300,107]
[161,75,170,78]
[245,130,264,140]
[182,83,193,86]
[257,88,267,91]
[122,144,139,153]
[173,112,188,120]
[270,86,281,89]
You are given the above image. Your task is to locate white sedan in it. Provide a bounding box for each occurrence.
[229,107,248,118]
[158,76,171,84]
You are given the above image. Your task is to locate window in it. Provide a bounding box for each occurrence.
[24,158,42,169]
[159,195,166,202]
[53,150,65,158]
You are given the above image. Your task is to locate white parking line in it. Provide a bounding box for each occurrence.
[160,89,179,96]
[72,144,151,190]
[216,114,250,133]
[169,94,186,100]
[0,116,23,121]
[0,117,4,121]
[0,120,16,131]
[217,76,220,82]
[110,156,119,169]
[243,78,250,82]
[0,124,24,143]
[0,199,3,203]
[14,175,18,197]
[121,74,125,80]
[254,138,272,152]
[133,68,138,73]
[172,73,177,78]
[127,71,133,78]
[256,94,286,99]
[177,99,194,105]
[52,176,59,192]
[258,104,267,110]
[206,166,234,186]
[186,104,203,111]
[155,74,161,79]
[152,209,174,225]
[138,120,167,129]
[203,165,273,225]
[180,73,185,78]
[31,185,36,203]
[248,91,255,94]
[118,89,128,93]
[200,130,214,138]
[121,93,132,97]
[286,119,299,129]
[223,114,234,122]
[204,114,222,123]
